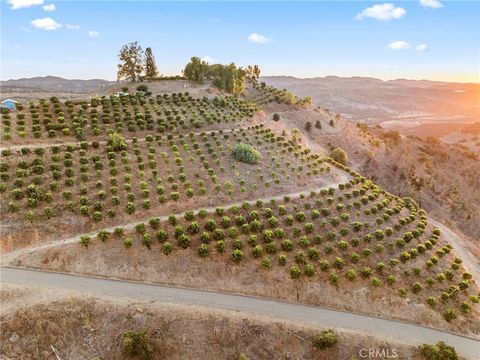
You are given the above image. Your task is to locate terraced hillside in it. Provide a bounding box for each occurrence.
[0,92,259,146]
[1,82,479,353]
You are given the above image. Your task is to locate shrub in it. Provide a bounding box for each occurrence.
[80,235,91,248]
[261,257,272,269]
[231,249,244,263]
[252,245,263,258]
[443,308,457,322]
[273,113,280,121]
[163,241,173,254]
[177,234,191,248]
[232,143,261,164]
[329,147,347,165]
[290,266,301,279]
[304,264,316,276]
[108,133,128,151]
[122,330,153,360]
[420,341,458,360]
[198,244,210,257]
[123,237,133,248]
[346,269,357,281]
[313,329,337,349]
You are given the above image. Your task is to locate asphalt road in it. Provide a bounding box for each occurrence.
[1,267,479,359]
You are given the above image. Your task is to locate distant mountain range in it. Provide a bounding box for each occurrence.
[1,76,114,93]
[261,76,480,127]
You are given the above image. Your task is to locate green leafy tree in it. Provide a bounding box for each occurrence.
[117,41,144,82]
[183,56,209,83]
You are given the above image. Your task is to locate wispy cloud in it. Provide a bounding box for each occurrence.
[201,56,217,63]
[42,3,55,11]
[31,17,62,31]
[356,3,406,21]
[66,24,80,30]
[247,32,271,44]
[88,30,99,38]
[415,43,428,51]
[20,25,33,32]
[8,0,43,10]
[420,0,443,9]
[387,40,410,50]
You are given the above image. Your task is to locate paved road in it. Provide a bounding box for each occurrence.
[1,267,479,359]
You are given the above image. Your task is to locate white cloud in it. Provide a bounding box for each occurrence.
[415,43,428,51]
[356,3,406,21]
[42,3,55,11]
[387,40,410,50]
[201,56,217,63]
[31,17,61,31]
[420,0,443,9]
[88,31,99,38]
[8,0,43,10]
[66,24,80,29]
[247,33,271,44]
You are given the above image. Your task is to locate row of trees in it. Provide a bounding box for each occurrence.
[117,42,159,82]
[183,57,261,95]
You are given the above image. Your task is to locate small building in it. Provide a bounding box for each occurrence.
[1,99,18,111]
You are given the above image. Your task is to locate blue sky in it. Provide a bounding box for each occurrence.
[1,1,479,82]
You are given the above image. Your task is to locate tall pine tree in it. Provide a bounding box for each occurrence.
[145,47,159,79]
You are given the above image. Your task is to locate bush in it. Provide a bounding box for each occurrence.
[123,237,133,248]
[108,133,127,151]
[273,113,280,121]
[420,341,458,360]
[198,243,210,257]
[231,249,244,263]
[136,84,148,92]
[443,308,457,322]
[290,266,301,279]
[313,329,337,349]
[80,235,91,248]
[232,143,261,164]
[329,147,347,165]
[122,330,153,360]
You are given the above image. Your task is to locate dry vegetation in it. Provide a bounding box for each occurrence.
[0,284,421,360]
[2,80,479,358]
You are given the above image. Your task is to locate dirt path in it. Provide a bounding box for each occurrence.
[430,218,480,281]
[0,118,266,152]
[0,173,349,265]
[1,266,479,359]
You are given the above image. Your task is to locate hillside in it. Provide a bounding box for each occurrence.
[0,81,480,358]
[1,76,113,93]
[261,76,480,137]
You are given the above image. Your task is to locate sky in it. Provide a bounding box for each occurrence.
[1,0,479,82]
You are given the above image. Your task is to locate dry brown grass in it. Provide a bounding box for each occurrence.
[0,284,420,360]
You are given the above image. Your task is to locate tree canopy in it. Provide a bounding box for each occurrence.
[117,41,144,82]
[183,57,259,95]
[116,42,160,82]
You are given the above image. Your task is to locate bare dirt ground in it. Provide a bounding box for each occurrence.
[0,283,424,360]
